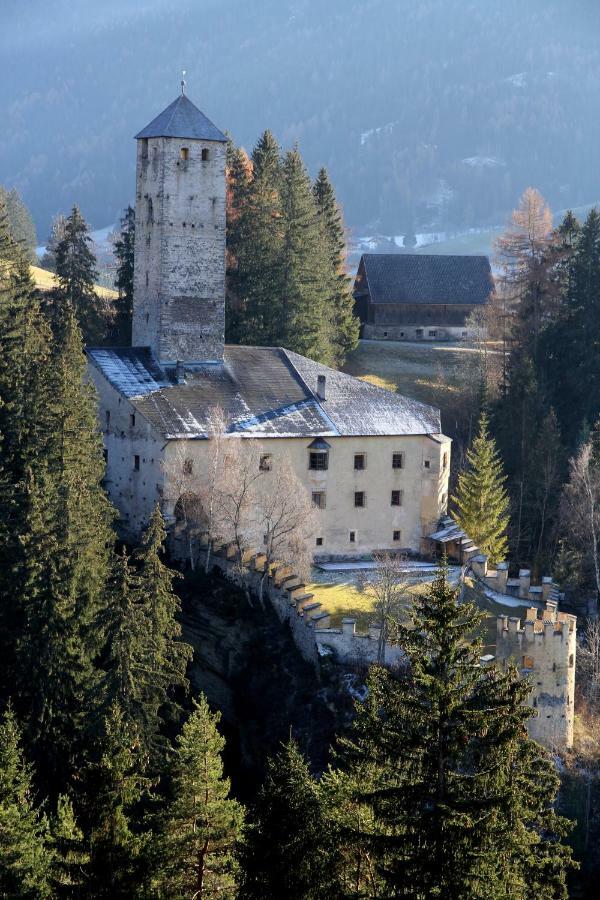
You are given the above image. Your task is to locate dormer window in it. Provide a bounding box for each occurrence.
[180,147,189,161]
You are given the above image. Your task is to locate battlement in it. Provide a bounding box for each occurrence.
[495,600,576,752]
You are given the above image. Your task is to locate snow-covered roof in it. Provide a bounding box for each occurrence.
[87,345,442,440]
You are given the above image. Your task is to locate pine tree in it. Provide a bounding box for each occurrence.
[241,740,339,900]
[313,167,359,363]
[236,130,284,346]
[112,205,135,345]
[132,506,192,768]
[452,412,510,564]
[0,707,52,898]
[279,148,331,362]
[86,704,152,897]
[327,562,574,898]
[157,695,244,898]
[54,205,106,344]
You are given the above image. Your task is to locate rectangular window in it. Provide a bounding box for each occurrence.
[183,459,193,476]
[354,453,366,471]
[393,530,401,542]
[424,460,431,469]
[522,655,534,670]
[354,491,366,508]
[259,454,272,472]
[309,451,328,471]
[349,530,356,543]
[201,148,209,161]
[416,329,423,338]
[180,147,189,161]
[134,455,140,471]
[316,537,323,547]
[312,491,326,509]
[391,490,403,506]
[428,330,437,337]
[392,451,404,469]
[130,413,136,428]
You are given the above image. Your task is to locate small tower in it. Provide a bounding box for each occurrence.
[131,92,227,363]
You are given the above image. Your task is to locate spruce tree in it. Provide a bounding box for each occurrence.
[225,139,252,343]
[54,204,105,344]
[157,695,244,898]
[279,148,331,362]
[112,205,135,345]
[236,130,284,346]
[327,562,574,898]
[0,708,52,898]
[49,795,89,897]
[452,412,510,564]
[241,740,339,900]
[14,299,115,791]
[313,167,359,363]
[86,704,152,897]
[132,506,192,768]
[40,213,68,272]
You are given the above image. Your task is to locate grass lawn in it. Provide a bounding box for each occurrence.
[342,338,483,423]
[31,264,118,299]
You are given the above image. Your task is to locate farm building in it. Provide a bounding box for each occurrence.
[353,253,493,341]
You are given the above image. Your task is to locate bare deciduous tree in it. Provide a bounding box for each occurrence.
[579,618,600,713]
[256,456,317,605]
[369,552,410,663]
[561,441,600,605]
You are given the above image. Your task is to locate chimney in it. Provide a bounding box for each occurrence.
[175,360,185,384]
[317,374,327,401]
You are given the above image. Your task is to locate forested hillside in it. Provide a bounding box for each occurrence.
[2,0,600,238]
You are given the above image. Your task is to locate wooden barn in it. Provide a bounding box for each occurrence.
[353,253,493,341]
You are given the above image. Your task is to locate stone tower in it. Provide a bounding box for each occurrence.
[131,92,227,363]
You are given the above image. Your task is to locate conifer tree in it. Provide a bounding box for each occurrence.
[279,148,331,362]
[313,167,359,363]
[86,704,152,897]
[241,740,339,900]
[132,506,192,767]
[40,213,67,272]
[327,562,574,898]
[157,695,244,898]
[225,139,253,342]
[112,205,135,345]
[14,300,115,791]
[452,412,510,564]
[236,130,284,346]
[55,204,105,344]
[49,794,89,897]
[0,708,52,897]
[0,186,37,261]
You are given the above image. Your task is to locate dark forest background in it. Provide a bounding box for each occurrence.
[2,0,600,241]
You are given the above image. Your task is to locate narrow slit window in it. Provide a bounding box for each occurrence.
[134,455,140,471]
[130,414,136,428]
[349,530,356,543]
[201,148,209,161]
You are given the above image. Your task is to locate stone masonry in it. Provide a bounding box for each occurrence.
[496,601,576,751]
[131,132,226,362]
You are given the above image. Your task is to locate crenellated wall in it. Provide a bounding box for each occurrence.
[495,601,576,751]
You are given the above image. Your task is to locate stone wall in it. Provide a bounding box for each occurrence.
[132,134,226,363]
[469,554,561,606]
[363,324,476,342]
[495,601,576,751]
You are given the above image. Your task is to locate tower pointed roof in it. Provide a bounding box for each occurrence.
[135,94,227,142]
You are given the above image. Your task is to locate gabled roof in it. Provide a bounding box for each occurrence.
[358,253,493,306]
[134,94,227,142]
[87,345,442,440]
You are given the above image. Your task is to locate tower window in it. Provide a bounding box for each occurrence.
[130,414,136,428]
[147,197,153,225]
[316,537,323,547]
[202,148,209,162]
[134,455,140,471]
[180,147,189,161]
[349,530,357,543]
[140,138,148,160]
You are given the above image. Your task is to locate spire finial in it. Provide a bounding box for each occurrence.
[181,70,186,96]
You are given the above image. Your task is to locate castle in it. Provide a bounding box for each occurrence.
[87,91,451,557]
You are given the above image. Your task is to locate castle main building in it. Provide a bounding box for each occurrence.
[88,93,451,556]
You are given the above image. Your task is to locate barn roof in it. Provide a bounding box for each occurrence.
[87,345,442,440]
[134,94,227,142]
[358,253,493,306]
